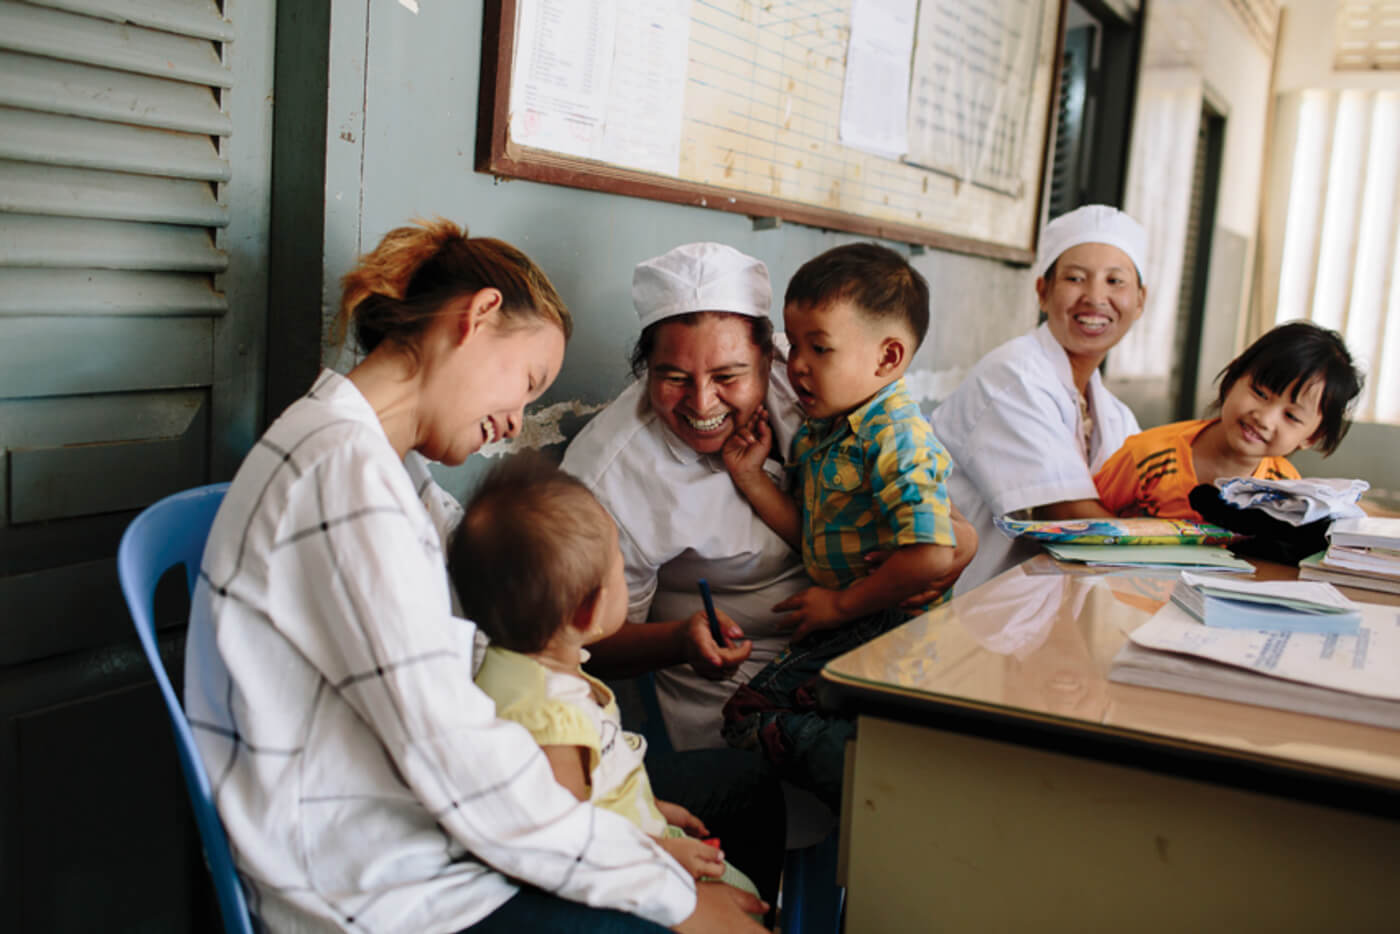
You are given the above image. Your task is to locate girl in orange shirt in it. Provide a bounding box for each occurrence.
[1094,321,1363,520]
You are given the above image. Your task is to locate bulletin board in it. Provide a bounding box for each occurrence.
[477,0,1066,263]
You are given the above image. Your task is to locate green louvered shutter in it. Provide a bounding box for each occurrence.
[0,0,270,663]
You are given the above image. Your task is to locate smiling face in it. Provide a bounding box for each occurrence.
[646,313,769,455]
[1037,242,1146,374]
[419,303,566,465]
[784,299,900,419]
[1218,374,1324,461]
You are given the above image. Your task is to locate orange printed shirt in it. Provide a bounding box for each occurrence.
[1093,418,1300,521]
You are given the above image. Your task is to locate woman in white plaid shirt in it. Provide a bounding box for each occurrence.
[185,219,767,933]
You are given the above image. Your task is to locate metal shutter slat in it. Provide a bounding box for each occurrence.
[0,269,226,316]
[0,1,231,88]
[0,107,228,181]
[0,160,228,226]
[9,398,209,523]
[26,0,232,42]
[0,314,212,398]
[0,214,227,271]
[0,388,207,447]
[0,52,230,135]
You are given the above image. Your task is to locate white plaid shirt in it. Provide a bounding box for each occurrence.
[185,369,695,933]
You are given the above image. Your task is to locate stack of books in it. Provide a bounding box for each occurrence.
[1169,571,1360,635]
[1110,573,1400,728]
[1298,517,1400,595]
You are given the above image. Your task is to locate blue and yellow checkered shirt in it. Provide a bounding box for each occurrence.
[789,379,956,600]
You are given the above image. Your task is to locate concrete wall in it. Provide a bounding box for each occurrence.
[319,1,1039,497]
[1107,0,1275,426]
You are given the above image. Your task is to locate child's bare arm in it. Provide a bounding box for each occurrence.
[656,799,710,839]
[779,543,959,643]
[656,834,726,880]
[1034,498,1117,520]
[541,744,592,802]
[721,407,802,549]
[871,502,978,608]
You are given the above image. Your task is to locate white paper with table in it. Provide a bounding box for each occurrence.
[1127,599,1400,701]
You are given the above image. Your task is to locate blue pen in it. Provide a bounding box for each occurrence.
[698,579,727,647]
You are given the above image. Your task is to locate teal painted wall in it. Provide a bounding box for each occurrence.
[319,1,1041,496]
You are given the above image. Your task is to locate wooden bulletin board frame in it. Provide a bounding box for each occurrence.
[478,1,1067,264]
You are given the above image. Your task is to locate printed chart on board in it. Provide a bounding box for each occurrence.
[502,0,1061,256]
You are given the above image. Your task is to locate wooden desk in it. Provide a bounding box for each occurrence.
[822,557,1400,932]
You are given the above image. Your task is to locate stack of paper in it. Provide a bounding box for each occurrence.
[1043,543,1252,572]
[1169,571,1360,635]
[1298,517,1400,595]
[1109,597,1400,728]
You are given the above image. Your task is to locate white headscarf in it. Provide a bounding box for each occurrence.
[632,242,771,330]
[1034,204,1148,283]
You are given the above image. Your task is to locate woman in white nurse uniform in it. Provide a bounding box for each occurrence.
[562,242,809,754]
[932,205,1149,594]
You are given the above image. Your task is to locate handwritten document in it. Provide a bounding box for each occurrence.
[1129,599,1400,700]
[509,0,691,175]
[906,0,1045,195]
[839,0,918,158]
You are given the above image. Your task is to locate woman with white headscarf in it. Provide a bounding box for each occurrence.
[933,205,1149,593]
[563,241,974,897]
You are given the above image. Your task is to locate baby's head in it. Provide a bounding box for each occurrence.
[782,243,930,418]
[1214,321,1363,458]
[449,453,626,653]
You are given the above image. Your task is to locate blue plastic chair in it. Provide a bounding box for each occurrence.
[117,482,254,934]
[634,673,843,933]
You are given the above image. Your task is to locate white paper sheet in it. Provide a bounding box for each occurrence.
[839,0,918,158]
[1129,598,1400,700]
[905,0,1045,194]
[509,0,617,160]
[600,0,691,174]
[508,0,691,175]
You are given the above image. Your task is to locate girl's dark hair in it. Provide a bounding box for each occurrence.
[627,311,774,379]
[448,452,613,653]
[1214,320,1363,456]
[784,242,930,348]
[336,217,571,357]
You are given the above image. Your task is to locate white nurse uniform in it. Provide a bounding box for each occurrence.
[562,356,808,752]
[932,323,1140,594]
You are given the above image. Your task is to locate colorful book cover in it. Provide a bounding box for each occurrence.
[994,516,1236,546]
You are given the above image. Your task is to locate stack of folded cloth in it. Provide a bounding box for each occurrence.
[1189,477,1370,566]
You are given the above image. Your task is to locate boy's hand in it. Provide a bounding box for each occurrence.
[656,800,710,838]
[681,609,751,680]
[658,834,726,881]
[773,586,848,643]
[721,405,772,482]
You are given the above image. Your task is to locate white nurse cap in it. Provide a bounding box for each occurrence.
[632,242,771,331]
[1033,204,1148,283]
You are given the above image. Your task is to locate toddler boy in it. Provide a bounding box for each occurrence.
[720,242,974,808]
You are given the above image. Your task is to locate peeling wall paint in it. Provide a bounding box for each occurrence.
[476,398,607,458]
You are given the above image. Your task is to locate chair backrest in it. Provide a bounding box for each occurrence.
[117,483,254,934]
